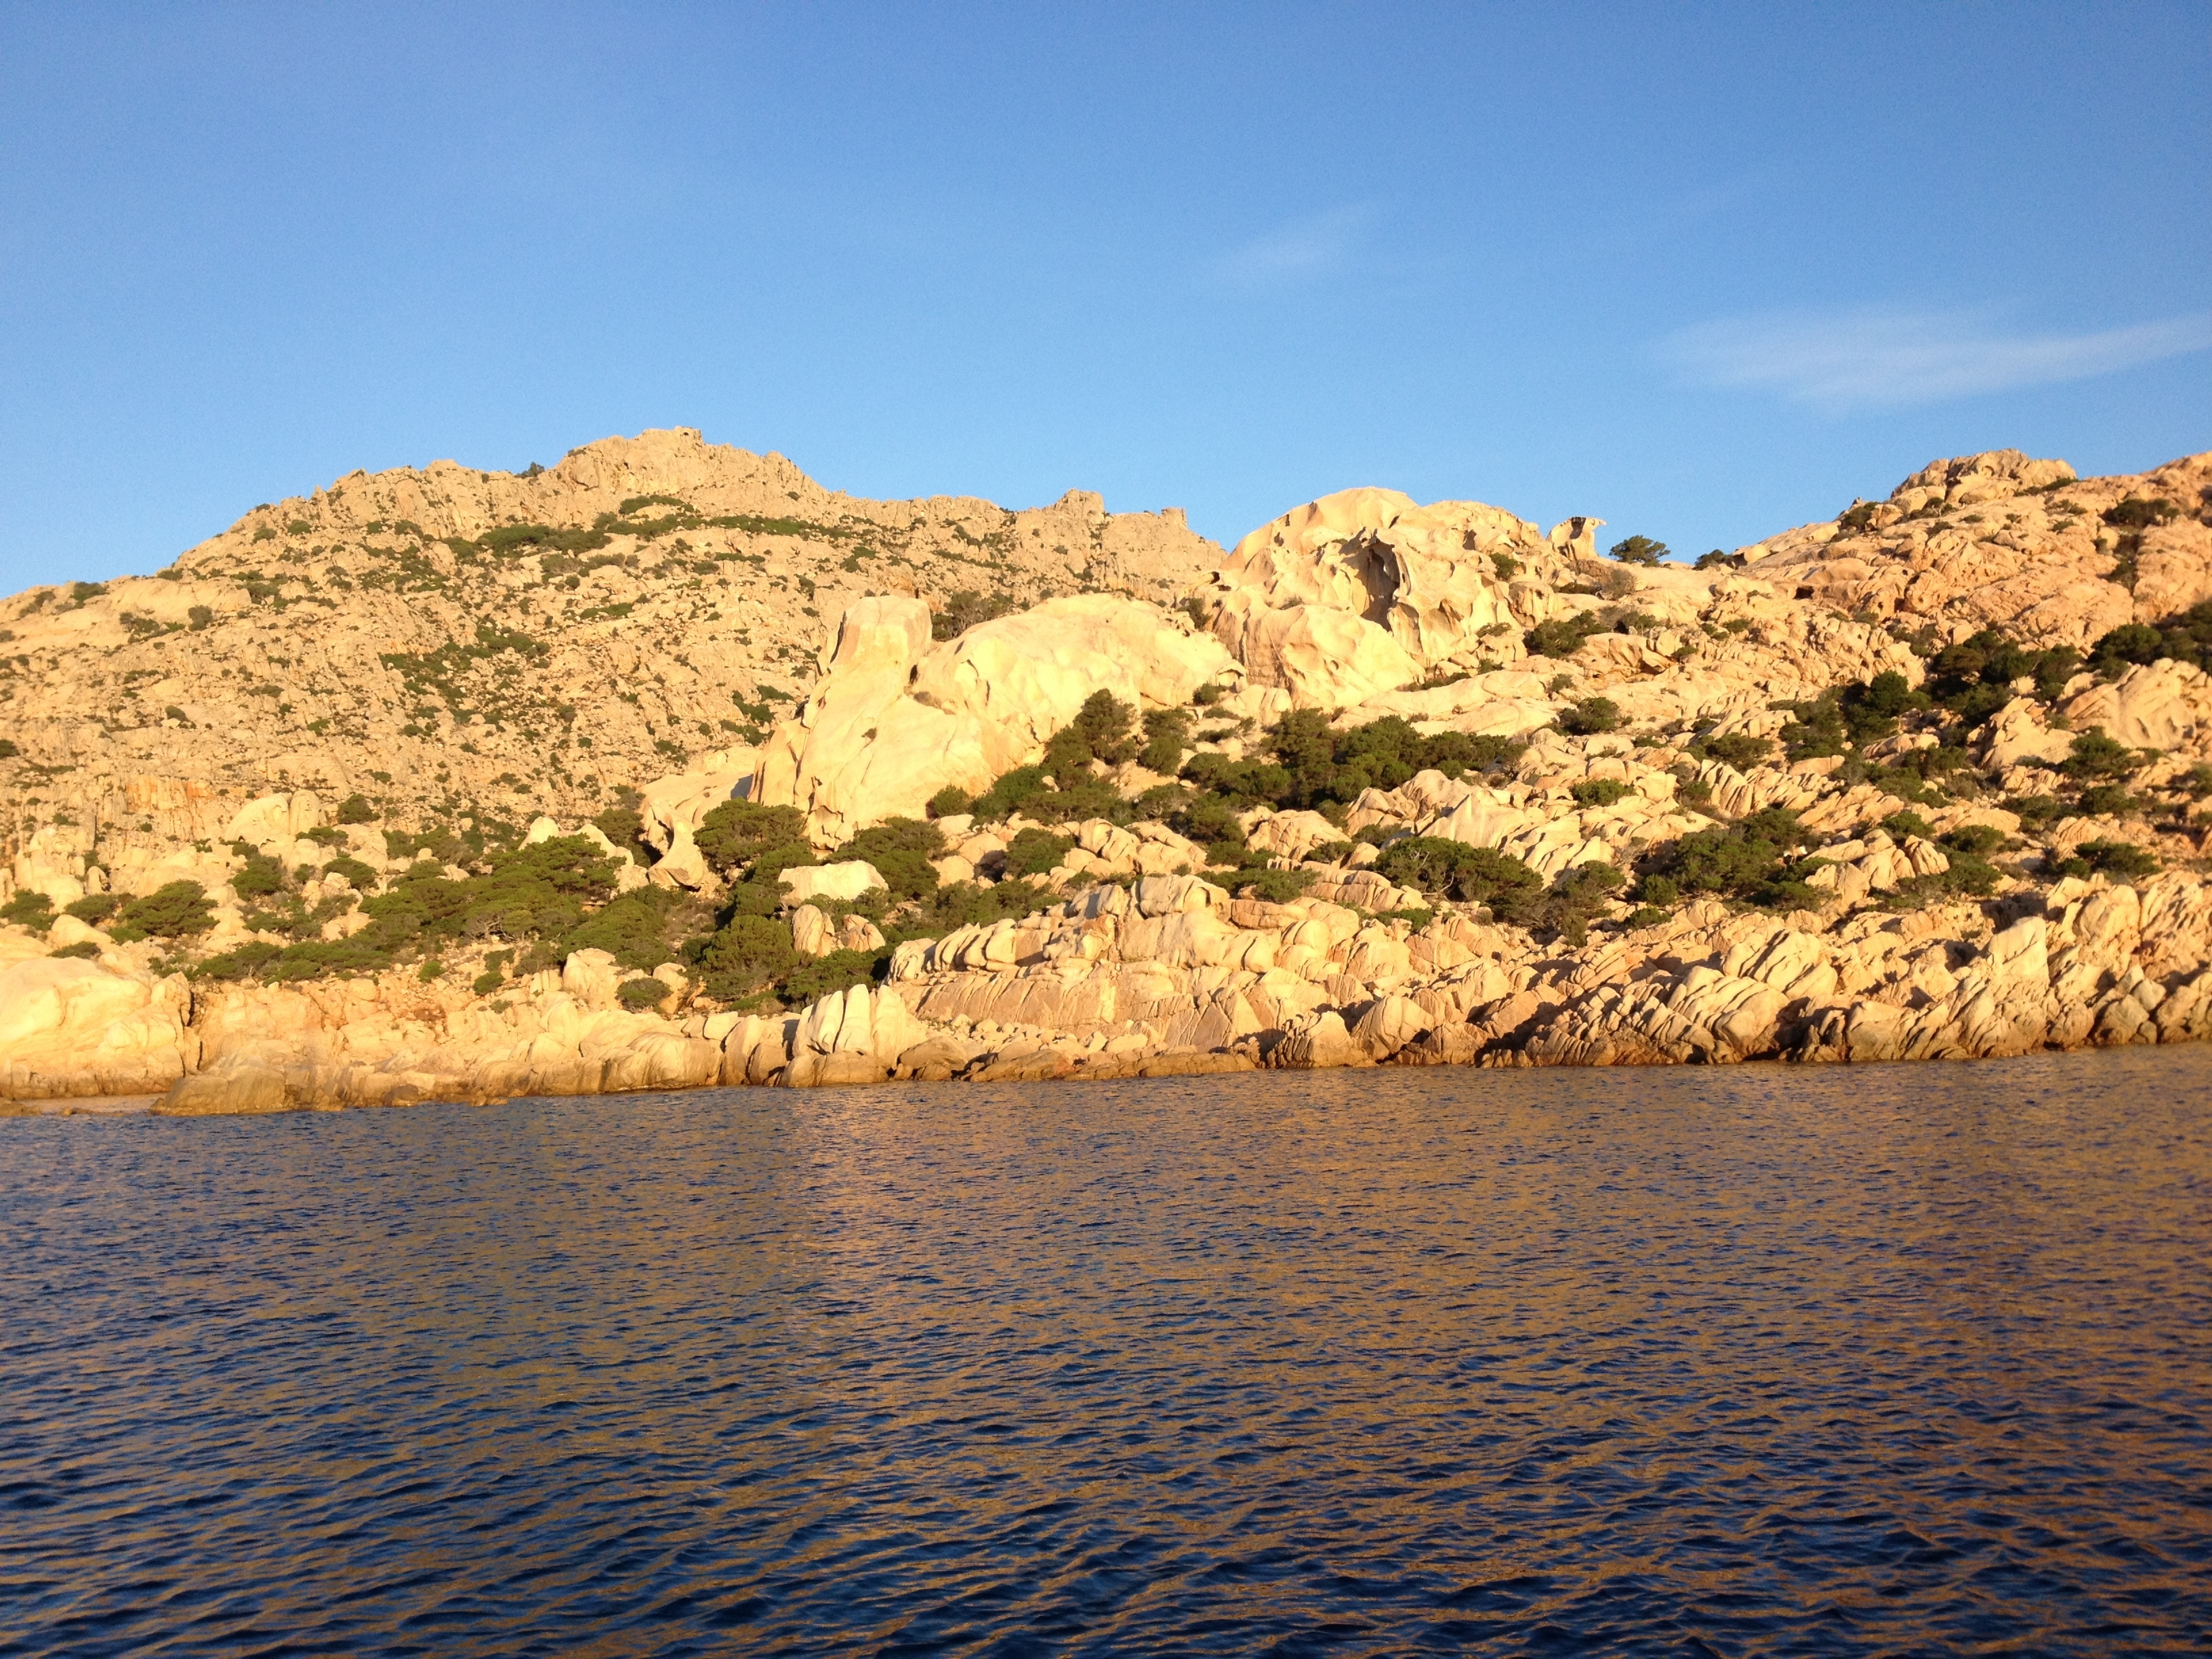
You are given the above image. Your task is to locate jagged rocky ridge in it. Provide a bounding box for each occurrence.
[4,441,2211,1112]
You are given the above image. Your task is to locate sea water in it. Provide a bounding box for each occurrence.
[4,1047,2209,1654]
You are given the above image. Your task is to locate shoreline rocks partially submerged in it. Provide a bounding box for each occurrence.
[5,862,2207,1118]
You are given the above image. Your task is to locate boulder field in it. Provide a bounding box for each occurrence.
[5,442,2211,1113]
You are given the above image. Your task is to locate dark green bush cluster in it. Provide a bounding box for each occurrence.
[1634,807,1822,910]
[1570,778,1631,808]
[2,888,56,928]
[2056,839,2158,879]
[617,977,670,1011]
[194,836,681,985]
[1374,837,1624,941]
[1695,732,1771,771]
[1560,697,1620,737]
[2089,600,2212,678]
[1923,631,2081,725]
[2102,497,2177,531]
[833,818,945,899]
[110,881,217,942]
[1003,827,1073,877]
[1194,711,1525,814]
[1778,670,1927,756]
[693,800,817,914]
[1607,535,1670,566]
[1524,612,1607,659]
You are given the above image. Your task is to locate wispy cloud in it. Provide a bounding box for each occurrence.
[1204,205,1376,288]
[1654,306,2212,410]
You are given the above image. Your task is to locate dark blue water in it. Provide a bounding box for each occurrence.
[5,1048,2211,1656]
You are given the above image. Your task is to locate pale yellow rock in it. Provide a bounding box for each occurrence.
[2061,662,2210,752]
[752,594,1233,843]
[781,861,886,905]
[562,949,622,1010]
[790,905,835,958]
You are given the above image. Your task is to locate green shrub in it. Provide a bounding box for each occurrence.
[473,968,506,995]
[1546,860,1627,943]
[1191,682,1225,705]
[49,940,102,960]
[617,977,670,1011]
[3,889,57,928]
[926,785,973,819]
[564,886,681,970]
[1140,708,1191,773]
[64,894,120,924]
[1639,808,1818,907]
[231,853,288,899]
[930,589,1017,641]
[2006,794,2073,828]
[1044,691,1139,779]
[2077,839,2158,878]
[1560,697,1620,737]
[2076,783,2136,817]
[1700,733,1770,771]
[1922,630,2080,724]
[0,739,18,760]
[1524,613,1605,659]
[193,941,284,981]
[833,818,945,899]
[323,855,377,890]
[112,880,216,939]
[686,913,801,1002]
[336,793,376,824]
[1002,827,1073,877]
[777,947,884,1008]
[2102,497,2177,530]
[1607,535,1669,566]
[2089,599,2212,676]
[1490,552,1521,581]
[2064,727,2136,781]
[1571,779,1631,808]
[1374,838,1545,918]
[694,800,810,876]
[970,763,1050,822]
[1235,867,1314,903]
[188,605,214,630]
[1210,711,1523,813]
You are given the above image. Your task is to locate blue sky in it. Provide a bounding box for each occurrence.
[3,1,2207,592]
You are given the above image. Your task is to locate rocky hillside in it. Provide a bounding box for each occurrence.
[0,426,1216,850]
[5,441,2212,1110]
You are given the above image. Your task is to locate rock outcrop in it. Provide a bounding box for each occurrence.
[5,441,2211,1114]
[752,593,1235,843]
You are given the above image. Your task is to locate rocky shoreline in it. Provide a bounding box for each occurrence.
[6,861,2207,1118]
[7,441,2210,1115]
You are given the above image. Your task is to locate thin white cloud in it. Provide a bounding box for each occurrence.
[1655,306,2212,410]
[1204,205,1376,287]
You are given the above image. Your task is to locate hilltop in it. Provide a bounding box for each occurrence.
[0,427,1215,834]
[4,438,2211,1109]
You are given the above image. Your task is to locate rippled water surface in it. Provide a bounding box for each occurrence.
[6,1048,2212,1655]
